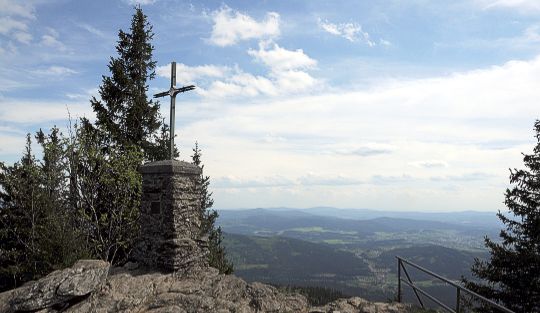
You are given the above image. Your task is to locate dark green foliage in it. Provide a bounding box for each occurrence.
[0,135,43,290]
[70,123,142,264]
[192,142,233,274]
[275,285,345,306]
[34,128,89,270]
[72,6,159,264]
[0,8,155,290]
[90,7,161,160]
[377,245,487,279]
[0,7,226,291]
[147,119,178,161]
[464,120,540,312]
[223,233,369,286]
[0,130,88,292]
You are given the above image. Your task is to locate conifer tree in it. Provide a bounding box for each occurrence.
[465,120,540,312]
[0,135,42,291]
[147,120,179,161]
[0,131,85,291]
[75,7,159,264]
[90,6,161,159]
[35,128,88,271]
[192,142,233,274]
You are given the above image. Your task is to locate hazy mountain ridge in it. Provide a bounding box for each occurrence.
[218,207,502,228]
[217,208,500,245]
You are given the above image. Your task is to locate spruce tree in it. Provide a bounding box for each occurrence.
[35,128,87,271]
[192,142,233,274]
[90,6,161,159]
[0,135,42,291]
[75,7,160,264]
[465,120,540,312]
[0,130,88,292]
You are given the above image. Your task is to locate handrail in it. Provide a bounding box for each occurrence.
[396,256,515,313]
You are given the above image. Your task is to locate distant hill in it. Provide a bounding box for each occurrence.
[224,233,369,285]
[218,207,502,229]
[217,208,497,306]
[376,245,488,279]
[217,208,486,237]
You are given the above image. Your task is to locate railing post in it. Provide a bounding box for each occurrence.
[397,258,402,303]
[456,288,461,313]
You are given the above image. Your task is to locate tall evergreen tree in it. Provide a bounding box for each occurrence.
[90,6,161,159]
[0,135,42,291]
[74,7,160,264]
[465,120,540,312]
[35,128,88,271]
[0,131,85,292]
[192,142,233,274]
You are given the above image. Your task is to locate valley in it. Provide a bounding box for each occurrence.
[218,208,497,307]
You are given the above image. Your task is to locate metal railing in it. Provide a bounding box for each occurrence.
[396,256,515,313]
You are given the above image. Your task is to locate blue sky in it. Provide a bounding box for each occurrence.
[2,0,540,211]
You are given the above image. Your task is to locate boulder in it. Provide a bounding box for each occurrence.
[9,260,109,312]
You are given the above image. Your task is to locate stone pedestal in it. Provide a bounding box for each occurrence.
[134,160,208,273]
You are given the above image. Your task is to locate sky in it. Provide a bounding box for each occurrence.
[1,0,540,212]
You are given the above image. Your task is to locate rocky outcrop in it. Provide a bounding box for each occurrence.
[0,260,416,313]
[0,260,109,313]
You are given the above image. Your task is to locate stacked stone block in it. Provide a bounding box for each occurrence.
[134,160,208,273]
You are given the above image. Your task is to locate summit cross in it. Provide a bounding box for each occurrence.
[153,61,195,159]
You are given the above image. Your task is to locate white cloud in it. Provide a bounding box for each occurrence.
[0,133,27,156]
[77,23,108,39]
[379,39,392,46]
[198,66,318,98]
[0,0,35,19]
[0,99,93,124]
[298,173,363,186]
[199,71,277,98]
[0,1,34,46]
[33,66,77,76]
[156,63,230,84]
[208,6,280,46]
[318,18,375,46]
[13,31,32,44]
[170,55,540,210]
[198,41,318,98]
[41,35,63,49]
[522,24,540,42]
[431,172,494,182]
[40,28,66,51]
[441,23,540,51]
[333,144,394,156]
[65,88,99,100]
[411,160,449,169]
[123,0,156,5]
[248,41,317,71]
[478,0,540,12]
[213,175,294,188]
[0,17,27,34]
[229,72,278,96]
[272,70,317,93]
[370,174,415,185]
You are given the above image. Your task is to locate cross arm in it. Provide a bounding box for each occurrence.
[175,85,196,93]
[153,90,170,98]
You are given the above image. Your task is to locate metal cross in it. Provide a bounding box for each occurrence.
[153,61,195,159]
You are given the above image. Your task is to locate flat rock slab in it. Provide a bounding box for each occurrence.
[9,260,109,312]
